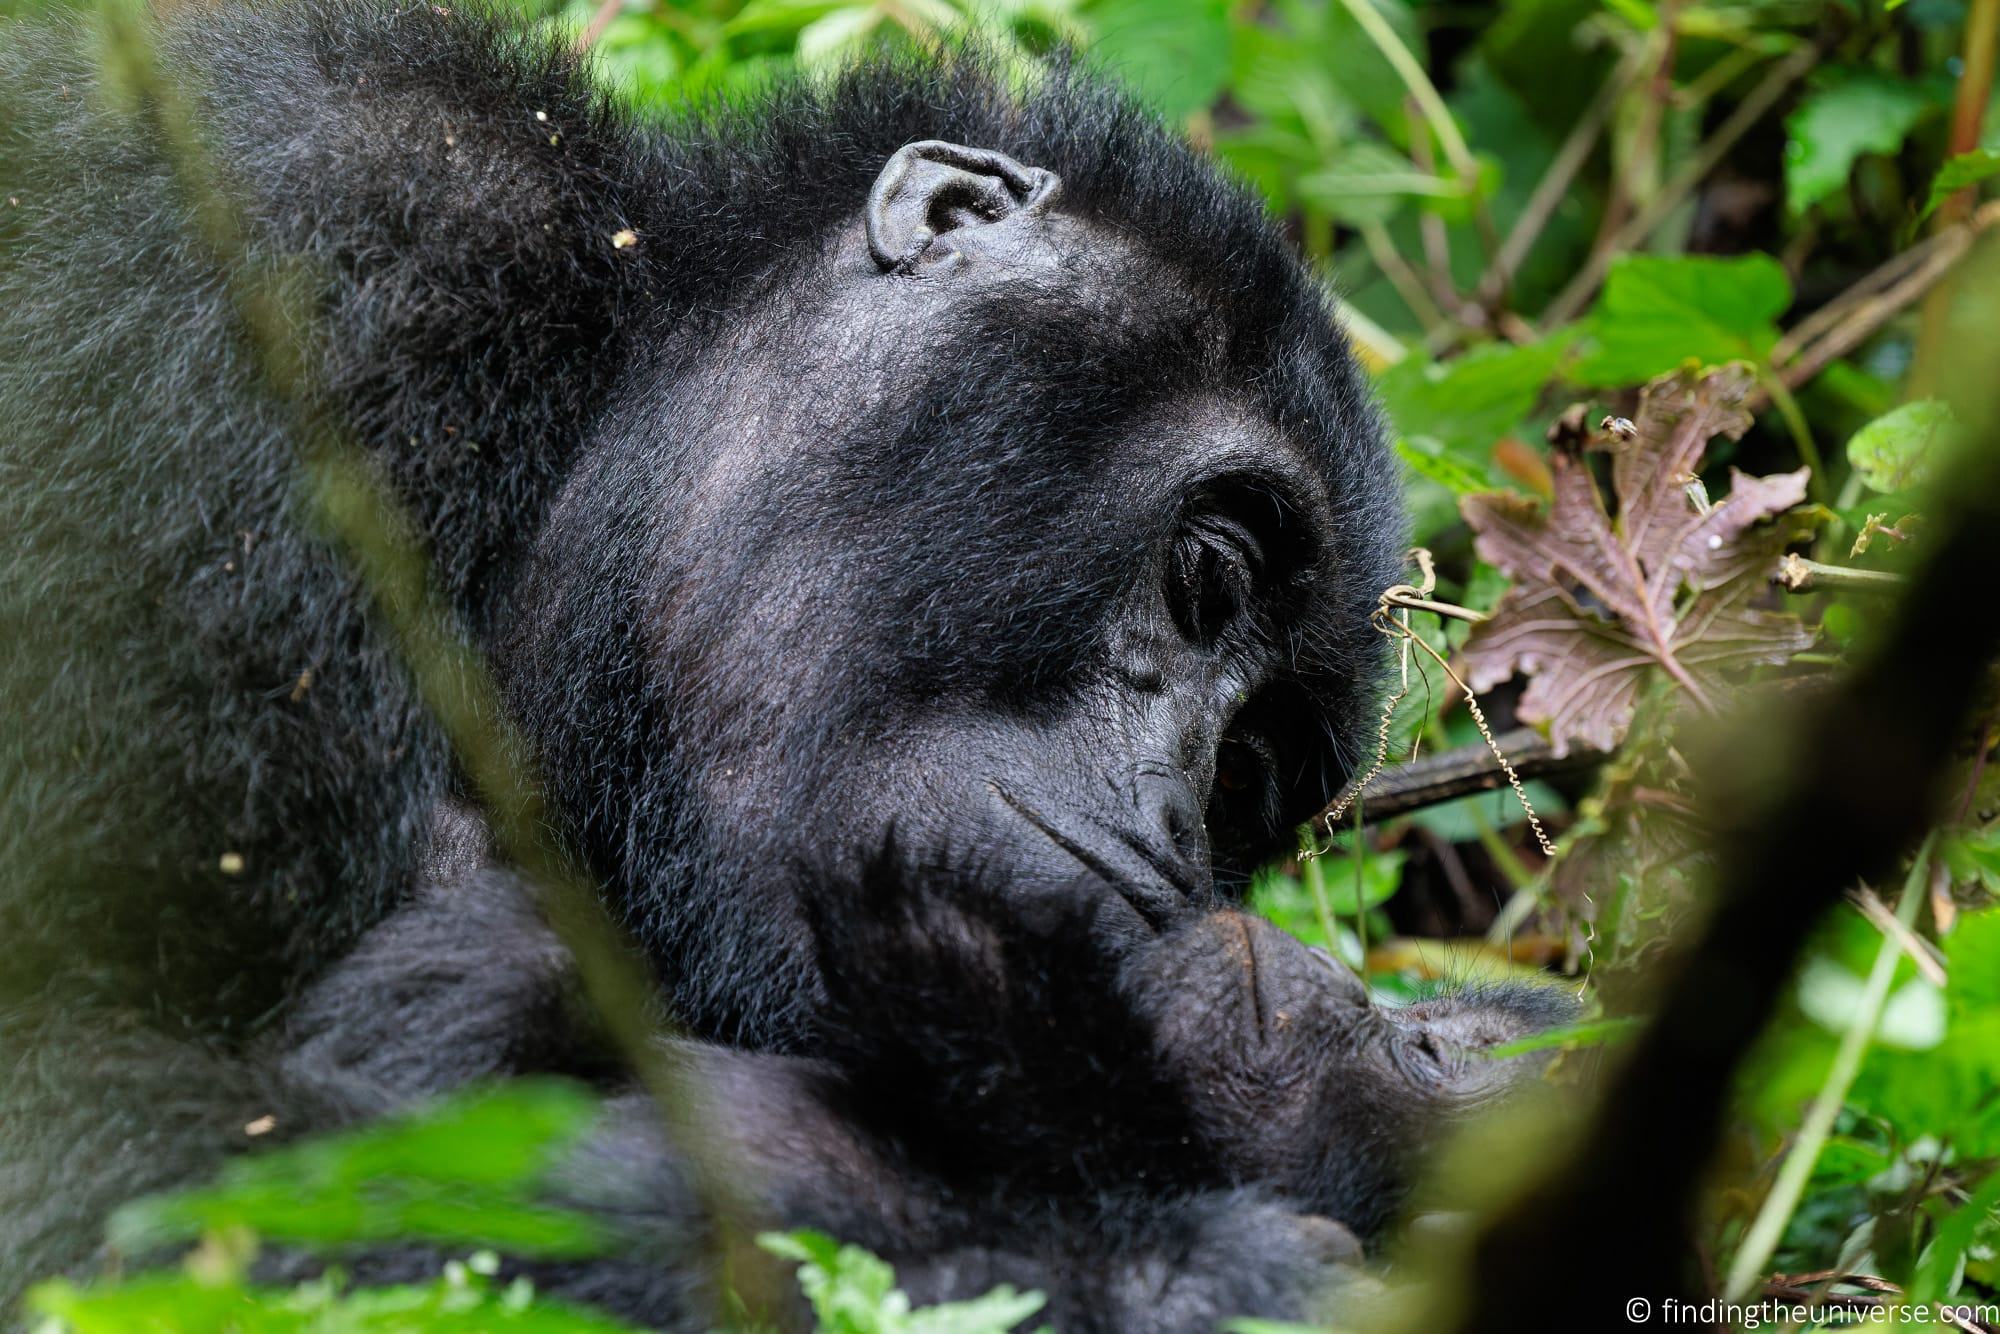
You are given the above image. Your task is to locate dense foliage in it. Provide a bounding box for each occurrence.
[10,0,2000,1327]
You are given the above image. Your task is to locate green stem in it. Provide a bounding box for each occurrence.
[1542,41,1820,328]
[1303,845,1344,968]
[1721,836,1937,1302]
[1912,0,2000,392]
[1361,219,1449,332]
[1759,368,1827,502]
[1351,794,1369,965]
[1470,806,1535,890]
[1331,0,1475,182]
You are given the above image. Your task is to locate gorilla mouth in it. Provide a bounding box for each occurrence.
[989,780,1204,927]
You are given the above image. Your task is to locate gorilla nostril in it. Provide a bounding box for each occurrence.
[1157,786,1210,864]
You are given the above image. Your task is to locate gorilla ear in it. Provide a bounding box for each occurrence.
[865,140,1062,275]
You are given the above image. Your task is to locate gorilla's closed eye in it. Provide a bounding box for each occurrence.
[1169,515,1261,643]
[1167,478,1316,645]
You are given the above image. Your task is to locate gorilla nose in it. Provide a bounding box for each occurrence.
[1142,775,1214,884]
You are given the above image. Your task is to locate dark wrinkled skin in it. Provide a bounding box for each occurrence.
[0,4,1572,1328]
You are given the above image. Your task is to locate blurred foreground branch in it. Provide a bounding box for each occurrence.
[1437,396,2000,1330]
[95,0,778,1310]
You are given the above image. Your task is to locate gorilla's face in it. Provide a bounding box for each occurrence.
[511,143,1397,1046]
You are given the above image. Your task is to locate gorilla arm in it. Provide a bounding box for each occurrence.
[261,816,1368,1330]
[262,808,1572,1327]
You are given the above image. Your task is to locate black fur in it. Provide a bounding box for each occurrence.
[0,2,1561,1327]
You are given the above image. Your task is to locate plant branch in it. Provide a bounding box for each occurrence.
[572,0,624,53]
[1757,370,1825,501]
[1541,41,1820,328]
[1845,887,1948,988]
[1362,218,1450,330]
[1769,225,1952,365]
[1335,296,1409,369]
[1406,109,1465,314]
[1594,7,1680,258]
[1476,40,1645,307]
[94,3,780,1311]
[1914,0,2000,390]
[1773,553,1907,595]
[1766,200,2000,397]
[1333,0,1476,181]
[1722,840,1935,1301]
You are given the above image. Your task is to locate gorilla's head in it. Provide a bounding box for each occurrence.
[1134,912,1577,1238]
[502,76,1402,1048]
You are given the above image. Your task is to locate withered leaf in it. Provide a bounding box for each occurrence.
[1458,366,1815,757]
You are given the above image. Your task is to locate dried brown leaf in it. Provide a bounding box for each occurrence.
[1459,366,1816,757]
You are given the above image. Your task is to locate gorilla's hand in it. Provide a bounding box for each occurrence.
[272,810,1561,1325]
[806,858,1572,1237]
[802,854,1194,1186]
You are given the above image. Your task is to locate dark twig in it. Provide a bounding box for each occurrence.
[1762,200,2000,399]
[1321,729,1605,827]
[1592,6,1680,262]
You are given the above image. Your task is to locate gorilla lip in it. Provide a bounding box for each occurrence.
[989,780,1201,927]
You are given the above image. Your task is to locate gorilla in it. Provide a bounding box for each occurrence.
[0,1,1570,1327]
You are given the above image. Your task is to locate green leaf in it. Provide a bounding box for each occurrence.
[1476,0,1615,133]
[1783,72,1938,216]
[758,1230,1046,1334]
[1250,843,1406,947]
[1844,399,1957,493]
[1943,824,2000,893]
[1798,958,1946,1051]
[1225,0,1361,134]
[109,1081,608,1258]
[1406,781,1568,843]
[1918,148,2000,223]
[1396,437,1490,495]
[1081,0,1230,119]
[1213,123,1322,214]
[1296,141,1456,225]
[795,5,884,68]
[585,11,686,108]
[725,0,854,36]
[1319,0,1423,135]
[1572,254,1791,386]
[1843,910,2000,1158]
[1374,337,1567,456]
[1909,1170,2000,1304]
[29,1262,642,1332]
